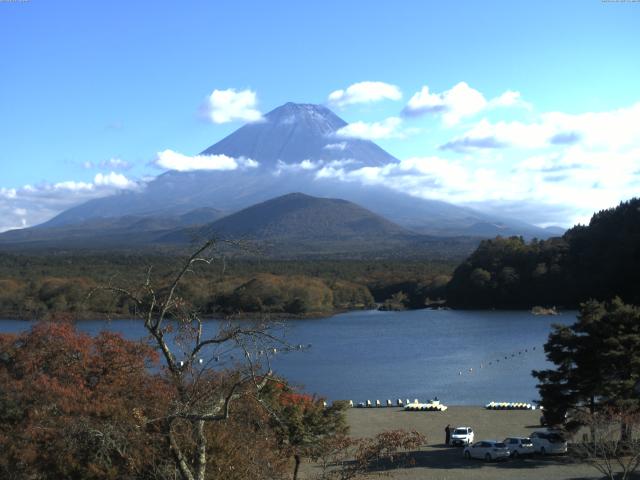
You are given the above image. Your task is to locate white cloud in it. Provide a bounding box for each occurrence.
[154,149,259,172]
[274,159,321,175]
[44,173,136,192]
[0,188,17,199]
[103,158,131,170]
[324,142,347,151]
[325,159,359,168]
[335,117,403,140]
[404,82,487,125]
[55,173,140,194]
[53,180,94,191]
[242,158,259,168]
[299,159,319,170]
[273,158,360,176]
[328,81,402,107]
[441,101,640,152]
[83,158,132,170]
[201,88,262,124]
[541,103,640,150]
[94,172,137,189]
[489,90,529,109]
[419,101,640,224]
[0,174,141,232]
[313,143,640,227]
[0,219,27,233]
[440,119,552,151]
[403,82,527,125]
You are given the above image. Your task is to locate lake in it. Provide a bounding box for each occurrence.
[0,309,575,405]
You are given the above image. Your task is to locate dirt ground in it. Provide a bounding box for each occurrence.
[301,406,606,480]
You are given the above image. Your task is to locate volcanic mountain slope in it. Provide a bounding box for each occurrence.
[163,193,479,259]
[14,102,556,239]
[198,192,407,239]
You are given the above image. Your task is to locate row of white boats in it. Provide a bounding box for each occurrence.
[485,401,538,410]
[346,399,537,411]
[352,398,448,411]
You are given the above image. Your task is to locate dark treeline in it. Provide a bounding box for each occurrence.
[447,198,640,308]
[0,254,454,319]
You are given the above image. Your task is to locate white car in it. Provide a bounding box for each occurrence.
[503,437,535,457]
[530,429,568,455]
[450,426,474,446]
[463,440,510,461]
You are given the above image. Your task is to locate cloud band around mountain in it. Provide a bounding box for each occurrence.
[0,173,141,233]
[335,117,403,140]
[154,149,259,172]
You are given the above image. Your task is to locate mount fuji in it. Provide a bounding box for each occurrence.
[0,102,559,252]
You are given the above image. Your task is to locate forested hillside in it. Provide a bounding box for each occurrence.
[447,198,640,308]
[0,254,453,319]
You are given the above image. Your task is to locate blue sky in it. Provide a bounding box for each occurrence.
[1,0,639,231]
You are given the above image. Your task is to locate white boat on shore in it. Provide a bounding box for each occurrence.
[404,401,448,412]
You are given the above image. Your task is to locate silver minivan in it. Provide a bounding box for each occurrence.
[503,437,535,457]
[530,429,567,455]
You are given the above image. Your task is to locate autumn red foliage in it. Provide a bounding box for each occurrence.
[0,322,296,480]
[0,322,172,479]
[279,392,315,406]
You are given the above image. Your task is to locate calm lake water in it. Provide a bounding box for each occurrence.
[0,309,575,405]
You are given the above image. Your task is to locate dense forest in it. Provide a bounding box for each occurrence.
[0,254,453,319]
[447,198,640,308]
[3,198,638,318]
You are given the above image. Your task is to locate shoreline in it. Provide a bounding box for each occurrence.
[0,305,571,323]
[0,308,358,322]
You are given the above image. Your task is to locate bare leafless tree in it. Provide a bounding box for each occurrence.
[572,407,640,480]
[95,239,286,480]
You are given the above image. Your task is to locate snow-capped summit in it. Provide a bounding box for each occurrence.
[200,102,396,166]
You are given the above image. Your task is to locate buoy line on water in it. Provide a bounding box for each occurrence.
[453,344,542,378]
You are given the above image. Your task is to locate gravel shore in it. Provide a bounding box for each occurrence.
[303,406,602,480]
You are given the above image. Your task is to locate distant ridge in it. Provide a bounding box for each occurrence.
[0,192,481,260]
[0,207,224,249]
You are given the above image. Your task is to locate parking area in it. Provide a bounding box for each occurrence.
[304,406,602,480]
